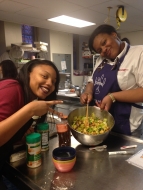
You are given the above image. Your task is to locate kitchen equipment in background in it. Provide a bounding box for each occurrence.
[9,45,24,65]
[34,41,48,52]
[64,80,71,89]
[38,51,49,60]
[116,6,127,29]
[104,7,112,24]
[80,84,85,94]
[67,106,115,146]
[64,74,71,89]
[82,42,92,59]
[73,70,85,76]
[75,86,81,97]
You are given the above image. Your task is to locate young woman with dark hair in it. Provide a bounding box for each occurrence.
[0,60,18,80]
[0,59,63,189]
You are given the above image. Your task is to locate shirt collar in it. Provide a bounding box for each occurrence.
[116,41,128,61]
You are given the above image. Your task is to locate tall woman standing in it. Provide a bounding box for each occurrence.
[80,24,143,137]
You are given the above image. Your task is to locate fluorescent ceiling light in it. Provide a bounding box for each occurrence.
[48,15,95,28]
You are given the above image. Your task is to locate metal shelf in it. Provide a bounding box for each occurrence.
[59,72,70,75]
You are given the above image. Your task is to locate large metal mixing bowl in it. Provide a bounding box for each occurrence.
[67,106,115,146]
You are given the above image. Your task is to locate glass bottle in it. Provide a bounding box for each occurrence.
[56,119,71,147]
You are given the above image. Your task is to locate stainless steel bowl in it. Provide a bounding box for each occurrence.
[67,106,115,146]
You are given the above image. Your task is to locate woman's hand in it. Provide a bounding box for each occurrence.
[0,100,63,146]
[30,100,63,117]
[80,92,93,104]
[80,82,94,104]
[96,95,113,111]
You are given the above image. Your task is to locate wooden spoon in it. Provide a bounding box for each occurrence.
[86,103,88,118]
[86,103,89,126]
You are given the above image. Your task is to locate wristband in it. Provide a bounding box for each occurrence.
[108,93,116,103]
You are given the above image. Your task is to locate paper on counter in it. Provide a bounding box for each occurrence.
[126,149,143,169]
[65,93,77,97]
[57,89,69,95]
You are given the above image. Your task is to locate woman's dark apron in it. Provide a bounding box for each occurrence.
[92,45,141,135]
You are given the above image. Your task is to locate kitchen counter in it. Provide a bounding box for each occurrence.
[2,132,143,190]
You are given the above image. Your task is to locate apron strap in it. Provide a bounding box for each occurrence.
[132,103,143,109]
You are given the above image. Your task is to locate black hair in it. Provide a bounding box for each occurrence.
[0,60,18,79]
[88,24,117,54]
[121,37,130,44]
[18,59,60,104]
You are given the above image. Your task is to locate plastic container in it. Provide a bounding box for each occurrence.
[37,123,49,151]
[26,133,41,168]
[56,119,71,147]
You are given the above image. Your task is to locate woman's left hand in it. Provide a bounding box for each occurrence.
[96,95,113,111]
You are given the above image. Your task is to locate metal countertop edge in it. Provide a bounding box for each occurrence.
[111,131,143,144]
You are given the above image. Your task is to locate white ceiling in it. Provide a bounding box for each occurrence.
[0,0,143,36]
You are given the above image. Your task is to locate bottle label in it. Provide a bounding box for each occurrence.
[41,133,49,151]
[26,142,41,168]
[56,123,71,147]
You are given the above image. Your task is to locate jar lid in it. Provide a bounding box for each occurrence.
[26,132,41,143]
[37,122,49,130]
[56,123,68,132]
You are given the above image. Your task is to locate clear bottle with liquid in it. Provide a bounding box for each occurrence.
[65,79,71,89]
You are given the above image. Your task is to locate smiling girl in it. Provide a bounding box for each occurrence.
[0,59,63,188]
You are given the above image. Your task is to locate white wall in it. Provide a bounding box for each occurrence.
[50,30,73,58]
[4,22,22,49]
[121,31,143,45]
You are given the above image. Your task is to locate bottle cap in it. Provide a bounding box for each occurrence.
[26,133,41,143]
[56,123,68,132]
[37,123,49,130]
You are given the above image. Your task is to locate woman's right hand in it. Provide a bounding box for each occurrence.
[80,92,93,104]
[30,100,63,117]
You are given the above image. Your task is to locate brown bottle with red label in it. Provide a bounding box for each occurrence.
[56,119,71,147]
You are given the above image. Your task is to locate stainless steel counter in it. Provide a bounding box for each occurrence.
[2,132,143,190]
